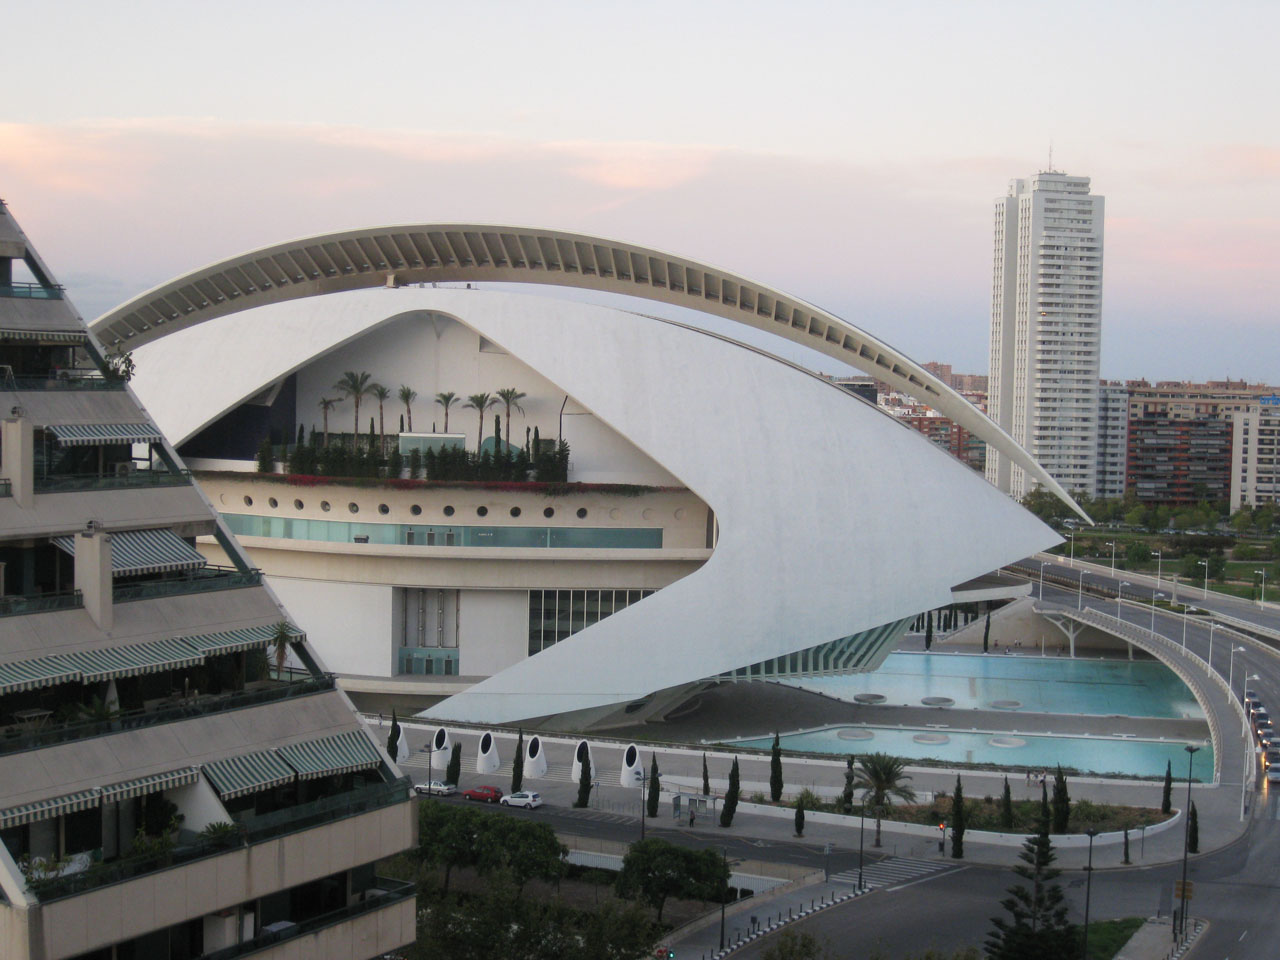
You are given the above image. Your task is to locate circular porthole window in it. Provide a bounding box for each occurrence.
[294,499,304,510]
[543,507,555,518]
[476,506,488,517]
[348,502,359,514]
[410,504,422,516]
[243,495,253,507]
[268,497,278,509]
[321,501,331,512]
[576,508,587,519]
[443,505,455,517]
[378,503,390,515]
[510,506,521,517]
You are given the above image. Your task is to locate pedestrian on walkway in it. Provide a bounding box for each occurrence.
[689,806,696,827]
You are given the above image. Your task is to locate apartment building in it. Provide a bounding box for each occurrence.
[1229,396,1280,510]
[0,200,415,960]
[1096,380,1129,500]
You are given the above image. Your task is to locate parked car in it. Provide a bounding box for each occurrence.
[413,780,456,797]
[1248,697,1264,716]
[1269,764,1280,784]
[500,790,543,809]
[1255,716,1273,738]
[463,785,504,803]
[1265,750,1280,769]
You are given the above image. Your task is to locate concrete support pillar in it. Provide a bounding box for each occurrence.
[1,415,34,507]
[75,530,113,631]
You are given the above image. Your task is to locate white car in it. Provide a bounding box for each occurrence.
[413,780,456,797]
[500,790,543,809]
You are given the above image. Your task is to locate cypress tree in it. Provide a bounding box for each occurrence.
[1162,760,1173,814]
[720,758,740,827]
[1188,803,1199,853]
[1000,776,1014,830]
[983,611,992,653]
[575,752,592,808]
[1122,827,1131,864]
[385,709,400,763]
[795,797,805,837]
[702,753,711,796]
[1051,766,1070,834]
[511,728,525,793]
[1040,781,1050,836]
[445,742,461,785]
[841,756,855,814]
[646,754,660,818]
[925,610,934,651]
[951,776,966,859]
[769,732,784,802]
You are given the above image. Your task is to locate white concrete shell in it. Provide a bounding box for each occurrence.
[121,287,1059,723]
[90,224,1085,519]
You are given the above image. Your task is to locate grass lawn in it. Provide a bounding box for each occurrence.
[1083,917,1145,960]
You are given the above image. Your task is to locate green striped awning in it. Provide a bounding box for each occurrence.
[53,527,207,576]
[100,768,199,804]
[0,656,82,695]
[46,422,162,446]
[0,328,87,344]
[63,637,204,683]
[0,789,100,830]
[184,622,304,657]
[277,729,383,781]
[203,749,297,800]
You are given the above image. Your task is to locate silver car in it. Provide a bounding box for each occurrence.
[413,780,456,797]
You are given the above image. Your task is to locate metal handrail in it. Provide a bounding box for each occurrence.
[0,282,64,300]
[34,469,193,493]
[0,590,84,618]
[113,568,262,604]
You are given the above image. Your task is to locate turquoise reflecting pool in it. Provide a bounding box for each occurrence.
[781,652,1203,720]
[732,727,1214,780]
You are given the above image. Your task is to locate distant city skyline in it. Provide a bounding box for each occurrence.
[1,0,1275,380]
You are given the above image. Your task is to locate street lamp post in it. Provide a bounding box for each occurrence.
[1150,592,1164,632]
[1039,561,1049,601]
[1257,569,1268,609]
[1117,582,1130,621]
[1154,550,1163,591]
[1067,532,1075,567]
[1228,646,1246,700]
[857,799,866,891]
[1207,622,1217,678]
[1082,828,1099,960]
[1077,570,1085,611]
[1178,745,1200,938]
[719,847,728,950]
[1108,541,1116,574]
[1182,606,1197,651]
[1198,559,1209,601]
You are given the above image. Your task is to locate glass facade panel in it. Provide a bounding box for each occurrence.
[526,587,656,655]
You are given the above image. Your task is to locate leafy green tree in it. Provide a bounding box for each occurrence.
[1162,760,1173,814]
[1051,766,1070,834]
[512,728,524,794]
[849,753,917,847]
[795,796,805,837]
[702,753,711,796]
[951,776,965,859]
[646,754,660,818]
[479,816,567,897]
[445,742,461,786]
[1188,803,1199,853]
[761,928,831,960]
[398,384,417,432]
[386,709,400,763]
[334,370,375,442]
[417,801,482,894]
[616,838,727,922]
[1000,777,1014,830]
[720,758,740,827]
[985,816,1078,960]
[770,732,784,802]
[575,752,592,808]
[434,390,458,432]
[1126,541,1152,566]
[464,392,497,451]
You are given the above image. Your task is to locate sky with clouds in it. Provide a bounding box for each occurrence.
[2,0,1276,381]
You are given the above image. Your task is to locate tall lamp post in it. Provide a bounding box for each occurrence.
[1077,570,1085,611]
[1228,646,1246,701]
[1207,622,1217,678]
[1182,606,1198,650]
[719,847,728,950]
[1081,828,1099,960]
[1154,550,1163,591]
[1197,559,1209,601]
[1067,531,1075,566]
[1150,592,1164,632]
[1039,561,1050,600]
[1107,541,1117,574]
[1179,745,1200,938]
[857,794,867,891]
[1117,582,1130,621]
[1257,569,1268,609]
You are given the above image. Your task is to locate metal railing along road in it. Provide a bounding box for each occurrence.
[113,568,262,604]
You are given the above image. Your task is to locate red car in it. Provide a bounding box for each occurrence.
[463,785,504,803]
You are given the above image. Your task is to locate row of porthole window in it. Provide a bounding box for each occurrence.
[244,494,588,520]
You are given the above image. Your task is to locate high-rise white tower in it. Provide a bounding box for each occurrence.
[986,172,1103,500]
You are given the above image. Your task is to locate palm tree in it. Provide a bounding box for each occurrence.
[269,621,292,680]
[398,385,417,433]
[334,371,376,444]
[495,388,526,451]
[371,384,391,455]
[464,392,497,452]
[435,391,458,433]
[317,397,339,447]
[848,752,917,847]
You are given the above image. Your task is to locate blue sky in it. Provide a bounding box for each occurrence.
[3,0,1276,379]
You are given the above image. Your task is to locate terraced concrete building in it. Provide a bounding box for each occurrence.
[0,201,414,960]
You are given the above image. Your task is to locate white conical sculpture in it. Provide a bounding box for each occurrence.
[476,731,500,774]
[431,726,451,756]
[620,743,644,787]
[525,734,548,779]
[571,739,594,783]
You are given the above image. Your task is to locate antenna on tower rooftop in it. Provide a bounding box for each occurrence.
[1048,141,1054,173]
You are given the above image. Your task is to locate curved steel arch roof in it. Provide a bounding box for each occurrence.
[90,223,1085,518]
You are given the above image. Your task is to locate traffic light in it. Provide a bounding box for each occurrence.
[667,951,675,959]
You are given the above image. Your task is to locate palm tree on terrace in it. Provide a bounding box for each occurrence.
[495,387,526,451]
[318,397,340,447]
[435,391,458,433]
[371,384,391,455]
[848,752,917,847]
[464,392,497,452]
[334,371,376,445]
[399,385,417,433]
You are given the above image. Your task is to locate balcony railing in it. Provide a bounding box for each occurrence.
[0,589,83,618]
[199,877,415,960]
[0,282,64,300]
[113,567,262,604]
[34,469,192,494]
[0,674,336,757]
[8,374,124,391]
[0,479,11,498]
[30,777,412,902]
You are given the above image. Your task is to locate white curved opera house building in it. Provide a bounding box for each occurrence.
[92,225,1073,727]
